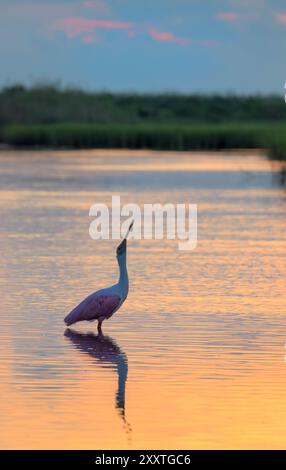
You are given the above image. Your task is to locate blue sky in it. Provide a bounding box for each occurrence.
[0,0,286,93]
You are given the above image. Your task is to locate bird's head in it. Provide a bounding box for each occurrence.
[116,221,134,260]
[116,238,127,258]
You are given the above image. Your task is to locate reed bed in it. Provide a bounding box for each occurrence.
[1,122,286,160]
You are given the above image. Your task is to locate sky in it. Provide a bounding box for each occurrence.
[0,0,286,93]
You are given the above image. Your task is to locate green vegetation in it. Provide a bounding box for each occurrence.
[0,122,275,149]
[1,84,286,125]
[0,85,285,159]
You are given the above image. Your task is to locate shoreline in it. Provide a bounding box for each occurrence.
[0,146,268,157]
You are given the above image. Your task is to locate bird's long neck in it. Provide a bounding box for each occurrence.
[118,254,129,295]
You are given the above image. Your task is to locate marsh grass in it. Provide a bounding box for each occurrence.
[1,122,286,160]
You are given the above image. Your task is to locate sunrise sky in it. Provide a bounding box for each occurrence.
[1,0,286,93]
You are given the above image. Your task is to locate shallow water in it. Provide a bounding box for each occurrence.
[0,149,285,450]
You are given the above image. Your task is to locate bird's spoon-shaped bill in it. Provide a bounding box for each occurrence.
[124,220,134,239]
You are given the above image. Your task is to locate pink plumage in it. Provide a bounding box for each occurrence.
[64,293,121,326]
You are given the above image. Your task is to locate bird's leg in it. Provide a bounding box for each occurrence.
[97,319,103,334]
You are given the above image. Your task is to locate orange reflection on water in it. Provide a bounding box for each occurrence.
[0,150,285,449]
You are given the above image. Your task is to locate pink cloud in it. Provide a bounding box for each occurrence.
[216,12,240,22]
[148,28,191,46]
[82,34,96,44]
[54,17,133,38]
[275,12,286,25]
[52,14,215,49]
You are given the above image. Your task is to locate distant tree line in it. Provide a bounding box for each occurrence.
[0,84,286,125]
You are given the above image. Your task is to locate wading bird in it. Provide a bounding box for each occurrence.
[64,221,133,332]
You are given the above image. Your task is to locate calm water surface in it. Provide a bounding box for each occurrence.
[0,150,285,449]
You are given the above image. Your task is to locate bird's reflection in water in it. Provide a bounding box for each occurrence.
[64,329,132,439]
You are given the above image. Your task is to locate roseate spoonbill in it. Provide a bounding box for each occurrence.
[64,329,131,431]
[64,221,133,332]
